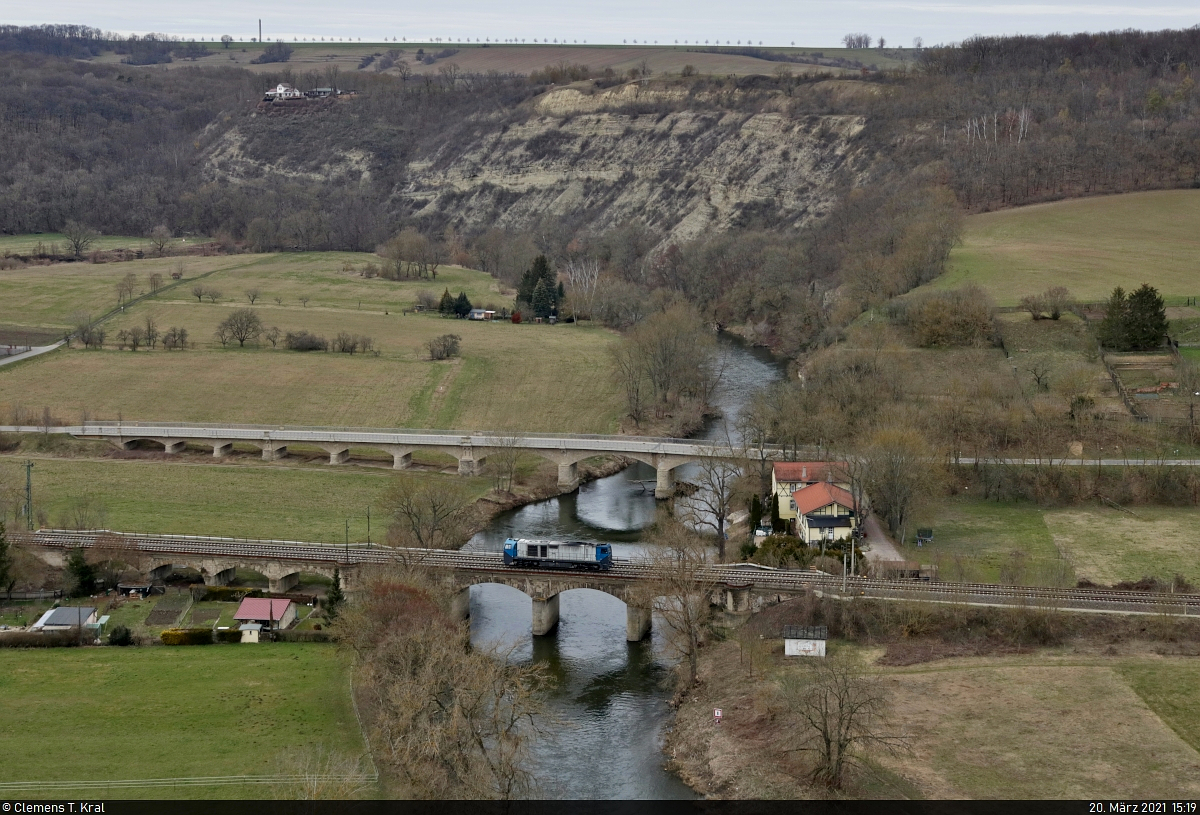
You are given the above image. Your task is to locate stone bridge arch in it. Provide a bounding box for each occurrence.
[445,573,653,641]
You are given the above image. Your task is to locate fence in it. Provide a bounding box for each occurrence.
[3,589,63,600]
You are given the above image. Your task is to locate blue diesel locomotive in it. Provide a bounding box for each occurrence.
[503,538,613,571]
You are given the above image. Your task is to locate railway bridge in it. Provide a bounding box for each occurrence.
[1,422,787,498]
[14,530,1200,644]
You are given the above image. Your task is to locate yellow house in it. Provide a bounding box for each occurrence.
[791,482,859,544]
[771,461,850,521]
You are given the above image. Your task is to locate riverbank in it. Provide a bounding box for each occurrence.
[462,455,632,542]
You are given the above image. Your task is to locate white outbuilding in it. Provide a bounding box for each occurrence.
[782,625,828,657]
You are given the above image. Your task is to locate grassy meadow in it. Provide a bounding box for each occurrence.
[914,497,1200,587]
[925,190,1200,305]
[0,454,491,542]
[0,232,202,257]
[0,251,624,432]
[0,645,370,797]
[880,655,1200,798]
[104,41,901,78]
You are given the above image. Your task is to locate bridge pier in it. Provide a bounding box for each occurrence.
[269,572,299,593]
[557,462,580,491]
[626,605,652,642]
[162,440,186,454]
[326,448,350,465]
[392,452,412,469]
[450,587,471,622]
[261,444,288,461]
[458,453,487,476]
[531,593,560,636]
[655,465,675,499]
[212,442,233,458]
[204,567,237,586]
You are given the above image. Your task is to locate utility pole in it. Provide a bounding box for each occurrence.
[24,460,33,531]
[366,507,371,546]
[258,19,262,43]
[345,518,350,563]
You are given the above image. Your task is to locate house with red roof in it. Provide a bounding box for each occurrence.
[770,461,850,523]
[791,481,859,544]
[233,597,296,630]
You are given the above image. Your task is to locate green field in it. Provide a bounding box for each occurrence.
[914,497,1200,587]
[0,455,491,542]
[0,232,202,257]
[924,190,1200,306]
[0,252,624,432]
[0,645,369,797]
[913,499,1075,586]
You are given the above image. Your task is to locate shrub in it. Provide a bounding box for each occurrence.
[426,334,461,360]
[275,630,331,643]
[285,330,328,351]
[107,625,134,646]
[214,629,242,643]
[160,628,214,645]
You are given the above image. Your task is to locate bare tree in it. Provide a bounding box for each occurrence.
[63,221,97,259]
[269,745,374,800]
[149,225,172,255]
[265,326,281,348]
[58,492,108,530]
[217,308,264,347]
[148,272,164,293]
[479,433,522,494]
[775,653,909,789]
[862,424,940,546]
[245,288,261,304]
[191,285,206,302]
[384,474,475,549]
[143,315,160,349]
[610,342,647,426]
[562,257,601,322]
[299,296,310,308]
[636,521,717,687]
[335,571,548,798]
[676,451,743,561]
[205,289,222,304]
[116,272,138,304]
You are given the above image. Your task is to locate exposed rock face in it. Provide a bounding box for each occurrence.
[203,83,863,242]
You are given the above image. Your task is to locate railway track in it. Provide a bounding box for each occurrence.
[15,530,1200,616]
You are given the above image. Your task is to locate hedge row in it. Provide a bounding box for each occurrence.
[0,631,82,648]
[160,627,215,646]
[275,630,330,643]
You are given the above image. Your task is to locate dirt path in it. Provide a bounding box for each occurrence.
[862,513,905,563]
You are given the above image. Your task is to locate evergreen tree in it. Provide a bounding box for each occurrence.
[1098,287,1128,350]
[1126,283,1168,351]
[517,255,555,306]
[454,291,473,318]
[325,567,345,621]
[531,278,554,318]
[438,288,454,314]
[66,547,96,597]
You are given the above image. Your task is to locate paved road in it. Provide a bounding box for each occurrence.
[0,342,64,368]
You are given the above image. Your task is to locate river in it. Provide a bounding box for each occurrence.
[462,334,786,799]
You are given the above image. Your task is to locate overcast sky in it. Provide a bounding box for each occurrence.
[8,0,1199,46]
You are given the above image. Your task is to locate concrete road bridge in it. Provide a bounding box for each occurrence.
[14,530,1200,643]
[1,422,787,498]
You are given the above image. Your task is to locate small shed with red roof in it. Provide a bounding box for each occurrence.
[233,598,296,630]
[791,482,859,544]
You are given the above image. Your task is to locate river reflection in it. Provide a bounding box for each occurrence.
[462,333,786,799]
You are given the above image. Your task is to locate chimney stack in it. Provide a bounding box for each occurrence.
[801,466,807,480]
